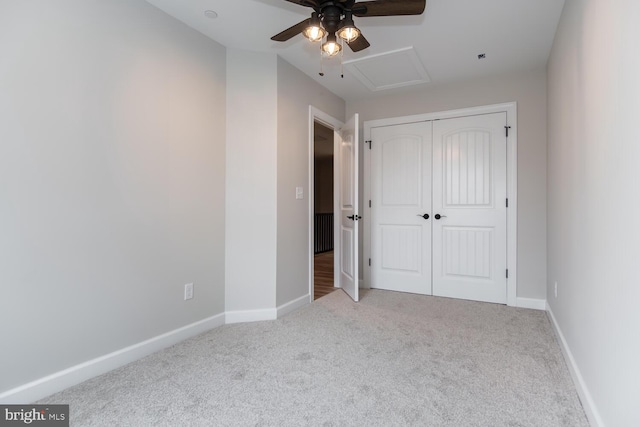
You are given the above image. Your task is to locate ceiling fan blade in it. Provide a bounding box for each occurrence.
[283,0,318,7]
[271,19,310,42]
[347,34,371,52]
[353,0,426,17]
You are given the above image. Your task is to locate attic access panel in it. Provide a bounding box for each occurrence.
[344,47,430,92]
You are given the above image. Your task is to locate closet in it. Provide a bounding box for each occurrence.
[366,111,509,304]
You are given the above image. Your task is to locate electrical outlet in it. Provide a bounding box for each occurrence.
[184,283,194,301]
[554,281,558,298]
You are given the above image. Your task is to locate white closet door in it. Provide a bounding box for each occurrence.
[339,114,360,302]
[432,113,507,304]
[370,122,432,294]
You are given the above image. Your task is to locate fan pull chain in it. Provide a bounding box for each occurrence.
[319,41,324,77]
[340,38,344,78]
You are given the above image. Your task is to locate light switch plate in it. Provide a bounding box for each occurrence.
[184,283,194,300]
[296,187,304,200]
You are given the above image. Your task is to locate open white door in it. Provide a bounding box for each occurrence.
[338,114,360,302]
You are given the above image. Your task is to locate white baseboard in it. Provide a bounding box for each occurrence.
[546,303,603,427]
[225,308,277,324]
[515,297,546,310]
[277,294,309,318]
[1,296,313,405]
[0,312,225,404]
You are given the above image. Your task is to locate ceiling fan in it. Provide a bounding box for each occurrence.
[271,0,426,57]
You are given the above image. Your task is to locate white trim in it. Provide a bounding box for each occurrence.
[363,102,518,307]
[515,297,546,311]
[0,313,225,404]
[546,303,604,427]
[505,104,518,307]
[277,294,310,318]
[225,308,277,324]
[363,129,371,291]
[363,103,517,128]
[308,107,344,303]
[1,295,310,405]
[332,128,341,291]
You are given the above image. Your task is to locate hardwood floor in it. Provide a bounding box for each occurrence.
[314,251,337,300]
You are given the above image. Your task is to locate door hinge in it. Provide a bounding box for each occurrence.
[506,269,509,279]
[369,200,371,208]
[366,140,372,149]
[505,126,512,138]
[368,258,371,266]
[506,198,509,208]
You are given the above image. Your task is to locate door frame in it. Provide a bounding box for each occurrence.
[363,102,518,306]
[308,106,344,303]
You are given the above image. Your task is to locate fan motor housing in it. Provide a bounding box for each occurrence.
[321,5,343,32]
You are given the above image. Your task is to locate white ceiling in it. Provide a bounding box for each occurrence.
[146,0,565,102]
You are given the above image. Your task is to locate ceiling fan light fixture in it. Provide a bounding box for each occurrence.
[337,26,360,43]
[303,13,326,42]
[337,14,360,43]
[322,34,342,57]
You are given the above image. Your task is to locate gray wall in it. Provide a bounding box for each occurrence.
[225,50,278,313]
[0,1,226,393]
[347,68,548,300]
[547,1,640,425]
[276,58,345,307]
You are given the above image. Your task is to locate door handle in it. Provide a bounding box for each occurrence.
[434,214,447,220]
[347,215,362,221]
[417,214,430,220]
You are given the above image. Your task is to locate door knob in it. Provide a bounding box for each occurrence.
[434,214,447,220]
[347,215,362,221]
[417,214,430,220]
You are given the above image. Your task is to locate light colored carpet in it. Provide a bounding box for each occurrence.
[39,290,588,426]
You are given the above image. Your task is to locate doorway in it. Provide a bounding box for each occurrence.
[308,109,360,303]
[313,121,337,300]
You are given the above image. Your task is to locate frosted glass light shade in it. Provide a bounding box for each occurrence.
[303,13,326,42]
[337,26,360,43]
[304,25,326,42]
[322,38,342,56]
